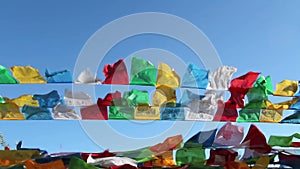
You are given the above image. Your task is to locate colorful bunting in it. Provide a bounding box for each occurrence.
[207,66,237,90]
[181,63,209,89]
[10,66,46,84]
[156,62,180,88]
[22,105,52,120]
[273,79,298,96]
[213,122,244,146]
[33,90,60,108]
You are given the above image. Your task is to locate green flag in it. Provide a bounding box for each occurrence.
[69,157,102,169]
[130,57,157,86]
[0,65,18,84]
[268,133,300,147]
[237,101,266,122]
[175,147,206,167]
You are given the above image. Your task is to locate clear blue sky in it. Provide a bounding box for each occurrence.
[1,0,300,154]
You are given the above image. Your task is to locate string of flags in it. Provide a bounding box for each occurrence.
[1,57,300,122]
[0,122,300,168]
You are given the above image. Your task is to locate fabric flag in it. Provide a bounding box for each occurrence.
[53,103,80,120]
[278,151,300,168]
[0,150,41,167]
[246,76,273,102]
[268,133,300,147]
[123,89,149,106]
[0,102,25,120]
[179,89,204,107]
[181,63,209,89]
[23,159,65,169]
[0,65,18,84]
[109,106,134,120]
[252,155,270,169]
[10,66,46,83]
[33,90,60,108]
[68,156,101,169]
[206,149,238,166]
[240,124,271,154]
[22,105,53,120]
[109,164,137,169]
[156,62,180,88]
[273,79,298,96]
[213,122,244,146]
[227,72,260,108]
[87,156,137,167]
[0,96,4,103]
[130,57,157,86]
[45,69,72,83]
[80,104,107,120]
[207,66,237,90]
[97,91,122,120]
[152,85,176,107]
[75,68,101,84]
[134,105,160,120]
[160,104,188,120]
[81,150,116,162]
[280,110,300,124]
[223,161,250,169]
[102,59,129,84]
[266,98,299,110]
[0,164,24,169]
[213,100,238,122]
[41,152,82,166]
[149,135,183,155]
[259,109,283,122]
[143,151,175,167]
[119,147,154,163]
[290,98,300,110]
[237,101,266,122]
[175,147,206,167]
[185,129,217,148]
[186,90,223,121]
[64,89,93,106]
[10,95,39,107]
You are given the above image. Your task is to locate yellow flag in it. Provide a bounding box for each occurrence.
[152,85,176,107]
[24,159,65,169]
[0,102,25,120]
[134,105,160,120]
[11,95,39,107]
[10,66,46,84]
[156,63,180,88]
[266,98,299,110]
[151,151,175,166]
[273,80,298,96]
[260,109,283,122]
[253,156,269,169]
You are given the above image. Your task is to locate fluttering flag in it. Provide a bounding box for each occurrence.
[130,57,157,86]
[109,105,134,120]
[268,133,300,147]
[278,151,300,168]
[223,161,250,169]
[149,135,183,155]
[94,91,122,120]
[226,72,260,108]
[75,68,101,84]
[22,105,52,120]
[156,63,180,88]
[207,66,237,90]
[102,59,129,84]
[175,147,206,167]
[186,90,223,121]
[23,159,65,169]
[81,150,116,162]
[11,95,39,107]
[52,103,80,120]
[280,110,300,124]
[259,109,283,123]
[213,122,244,147]
[206,149,238,166]
[237,101,266,122]
[123,89,149,106]
[45,69,72,83]
[33,90,61,108]
[143,151,175,167]
[134,105,160,120]
[181,63,209,89]
[64,89,93,106]
[273,79,298,96]
[68,156,101,169]
[179,90,204,107]
[240,124,271,154]
[0,150,41,167]
[160,103,188,120]
[152,85,176,107]
[87,156,137,167]
[185,129,217,148]
[214,100,239,122]
[0,101,25,120]
[246,76,273,102]
[80,104,107,120]
[0,65,18,84]
[10,66,46,84]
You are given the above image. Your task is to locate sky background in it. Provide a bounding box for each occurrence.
[1,0,300,154]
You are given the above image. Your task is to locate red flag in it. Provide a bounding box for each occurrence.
[81,150,116,162]
[103,59,129,84]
